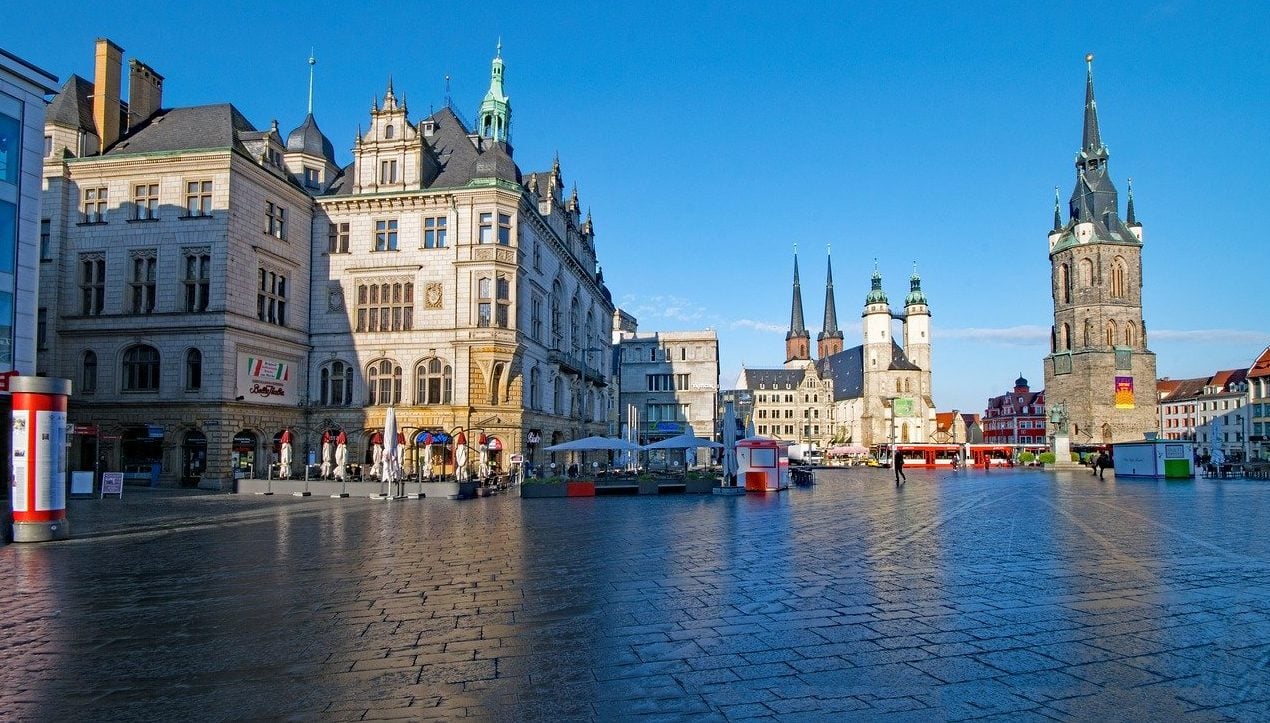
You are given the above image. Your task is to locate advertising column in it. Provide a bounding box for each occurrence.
[10,377,72,542]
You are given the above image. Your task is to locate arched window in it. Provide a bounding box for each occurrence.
[895,379,902,393]
[1083,318,1093,348]
[122,344,160,391]
[82,350,98,394]
[904,379,912,393]
[384,124,394,139]
[320,361,353,406]
[490,362,504,405]
[1125,321,1137,348]
[1059,263,1071,304]
[415,358,452,405]
[366,359,402,405]
[1111,257,1127,299]
[529,367,541,410]
[1061,323,1071,351]
[1080,258,1094,287]
[185,348,202,390]
[1105,320,1118,347]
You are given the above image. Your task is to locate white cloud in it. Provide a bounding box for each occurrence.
[1151,329,1269,344]
[936,325,1050,345]
[618,294,708,323]
[730,319,787,334]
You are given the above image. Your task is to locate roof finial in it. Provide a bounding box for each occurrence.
[497,37,502,58]
[444,74,452,109]
[307,50,316,114]
[1082,52,1102,152]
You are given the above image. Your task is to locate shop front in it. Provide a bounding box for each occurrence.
[231,430,257,479]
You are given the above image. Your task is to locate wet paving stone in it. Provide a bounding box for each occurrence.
[2,470,1269,720]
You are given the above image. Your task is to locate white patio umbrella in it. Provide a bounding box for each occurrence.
[421,434,434,479]
[722,401,738,487]
[545,435,643,452]
[642,433,723,450]
[334,436,348,480]
[279,431,293,479]
[383,407,401,494]
[320,435,333,478]
[371,436,384,479]
[454,431,469,481]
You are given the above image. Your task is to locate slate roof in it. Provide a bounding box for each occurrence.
[105,103,256,156]
[324,106,520,197]
[816,346,864,399]
[739,368,806,391]
[1158,377,1212,403]
[285,112,336,161]
[46,74,96,133]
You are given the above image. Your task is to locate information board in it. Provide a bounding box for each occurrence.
[101,472,124,498]
[70,470,95,496]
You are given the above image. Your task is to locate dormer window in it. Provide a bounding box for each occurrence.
[304,167,320,189]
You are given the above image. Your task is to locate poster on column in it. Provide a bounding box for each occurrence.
[36,410,67,511]
[1114,376,1135,409]
[11,409,28,512]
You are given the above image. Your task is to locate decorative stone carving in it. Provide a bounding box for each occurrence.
[425,282,443,309]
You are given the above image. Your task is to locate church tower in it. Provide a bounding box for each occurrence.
[478,42,511,142]
[903,264,931,395]
[1043,55,1157,445]
[862,263,891,373]
[785,250,811,367]
[817,248,844,359]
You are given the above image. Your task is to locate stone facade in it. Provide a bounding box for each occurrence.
[37,40,614,488]
[1043,57,1158,445]
[616,329,719,448]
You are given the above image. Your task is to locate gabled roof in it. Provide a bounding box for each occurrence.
[105,103,256,156]
[1208,368,1248,392]
[1248,346,1270,380]
[1158,377,1208,403]
[422,106,518,188]
[46,74,95,133]
[816,346,863,400]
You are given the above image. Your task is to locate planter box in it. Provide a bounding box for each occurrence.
[519,482,567,498]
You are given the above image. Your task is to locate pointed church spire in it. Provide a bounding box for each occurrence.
[786,245,811,364]
[817,245,843,358]
[1053,186,1062,230]
[1126,177,1137,225]
[478,41,511,142]
[1082,53,1102,154]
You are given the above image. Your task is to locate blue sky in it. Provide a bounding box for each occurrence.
[8,1,1268,413]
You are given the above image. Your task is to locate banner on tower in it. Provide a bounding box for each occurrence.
[1114,376,1135,409]
[893,397,915,417]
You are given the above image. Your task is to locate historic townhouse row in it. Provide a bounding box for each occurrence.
[38,40,614,488]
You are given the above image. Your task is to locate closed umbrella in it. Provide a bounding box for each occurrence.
[335,430,348,480]
[320,431,333,478]
[421,432,434,480]
[383,407,401,495]
[722,401,738,487]
[279,428,293,479]
[454,430,469,481]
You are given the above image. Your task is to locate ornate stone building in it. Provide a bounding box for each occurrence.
[38,40,614,488]
[1042,56,1158,445]
[737,251,936,450]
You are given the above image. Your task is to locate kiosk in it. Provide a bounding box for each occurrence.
[737,437,790,493]
[1112,437,1195,479]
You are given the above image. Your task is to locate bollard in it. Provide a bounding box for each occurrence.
[10,377,72,542]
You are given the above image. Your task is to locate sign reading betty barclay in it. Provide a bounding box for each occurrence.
[237,352,296,405]
[1114,376,1135,409]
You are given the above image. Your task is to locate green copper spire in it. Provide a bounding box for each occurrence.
[865,259,888,305]
[905,262,927,306]
[478,41,511,142]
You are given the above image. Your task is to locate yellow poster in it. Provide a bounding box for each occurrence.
[1115,376,1135,409]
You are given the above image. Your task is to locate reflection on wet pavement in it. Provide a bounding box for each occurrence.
[2,469,1268,720]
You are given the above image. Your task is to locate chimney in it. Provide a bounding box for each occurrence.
[127,59,164,130]
[92,38,124,154]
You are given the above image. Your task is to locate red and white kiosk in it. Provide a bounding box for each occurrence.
[10,376,72,542]
[737,437,791,493]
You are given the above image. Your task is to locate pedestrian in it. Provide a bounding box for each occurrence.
[1096,451,1111,480]
[894,452,906,485]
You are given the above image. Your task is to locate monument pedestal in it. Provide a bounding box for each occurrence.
[1050,433,1085,470]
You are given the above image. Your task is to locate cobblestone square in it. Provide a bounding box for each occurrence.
[2,468,1268,720]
